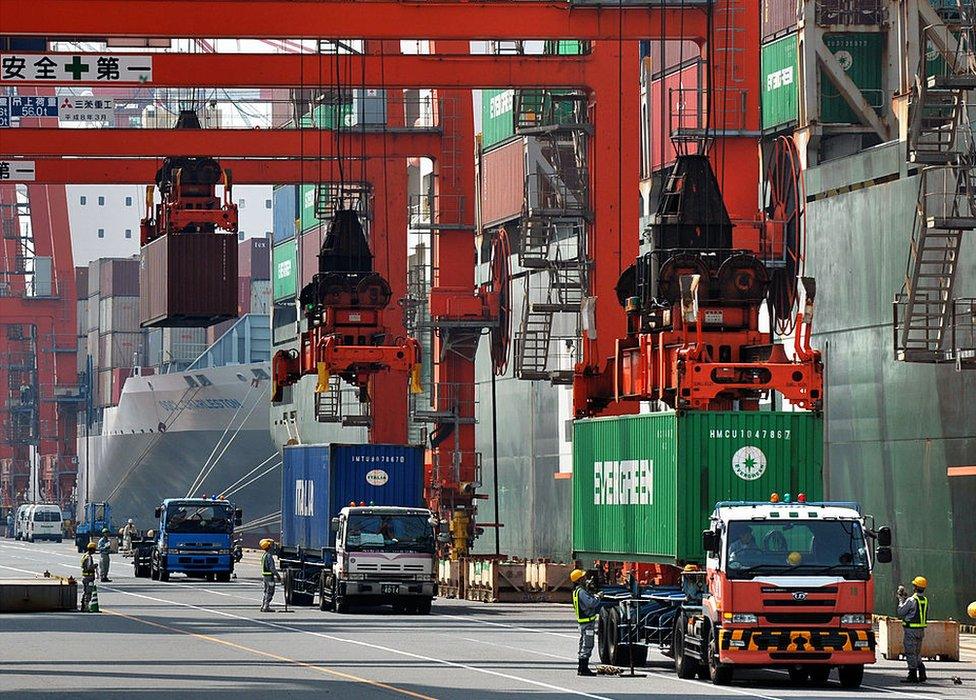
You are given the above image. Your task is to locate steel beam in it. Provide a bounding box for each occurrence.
[0,127,442,158]
[0,0,709,41]
[15,158,400,184]
[2,52,595,89]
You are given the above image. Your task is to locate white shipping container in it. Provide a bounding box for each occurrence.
[98,331,145,368]
[86,296,100,332]
[99,296,140,333]
[97,369,114,407]
[86,330,99,365]
[250,279,272,315]
[77,336,87,374]
[163,327,208,362]
[77,299,87,336]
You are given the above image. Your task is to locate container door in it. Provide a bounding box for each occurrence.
[331,444,425,509]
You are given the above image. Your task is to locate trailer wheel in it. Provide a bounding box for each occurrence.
[837,665,863,689]
[334,595,349,614]
[705,626,733,685]
[674,623,699,679]
[318,573,332,611]
[283,569,294,605]
[597,609,612,664]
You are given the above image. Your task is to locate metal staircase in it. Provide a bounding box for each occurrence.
[896,0,976,367]
[512,88,590,384]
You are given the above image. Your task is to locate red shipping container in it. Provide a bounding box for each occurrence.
[762,0,801,41]
[643,40,701,77]
[300,225,326,288]
[480,138,525,227]
[140,233,238,327]
[99,258,140,297]
[646,62,703,173]
[238,237,271,281]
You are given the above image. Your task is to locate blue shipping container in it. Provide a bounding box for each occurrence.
[272,185,297,243]
[280,443,425,551]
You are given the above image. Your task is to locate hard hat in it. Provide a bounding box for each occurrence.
[683,564,700,572]
[968,601,976,620]
[101,528,109,534]
[128,519,133,524]
[787,551,802,566]
[912,576,928,589]
[259,538,274,551]
[86,542,97,551]
[569,569,586,583]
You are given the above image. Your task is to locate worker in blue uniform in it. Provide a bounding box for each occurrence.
[570,568,600,676]
[259,538,281,612]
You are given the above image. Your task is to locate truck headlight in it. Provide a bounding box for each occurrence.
[731,614,758,624]
[841,614,867,624]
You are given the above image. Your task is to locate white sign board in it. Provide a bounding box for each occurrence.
[0,54,152,83]
[0,161,36,182]
[58,97,115,124]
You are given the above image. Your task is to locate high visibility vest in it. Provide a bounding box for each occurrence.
[261,552,274,577]
[904,594,928,629]
[81,553,95,576]
[573,588,598,624]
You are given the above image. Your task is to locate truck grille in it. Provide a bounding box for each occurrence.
[764,599,836,607]
[763,613,835,624]
[353,563,426,574]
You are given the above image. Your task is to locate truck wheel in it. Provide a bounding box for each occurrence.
[837,665,863,689]
[283,570,294,605]
[415,597,432,615]
[56,537,63,544]
[318,573,333,611]
[673,624,699,679]
[216,572,231,583]
[159,567,170,582]
[705,626,733,686]
[596,609,612,664]
[150,560,159,580]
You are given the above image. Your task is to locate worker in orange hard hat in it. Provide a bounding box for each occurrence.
[897,576,929,683]
[259,538,281,613]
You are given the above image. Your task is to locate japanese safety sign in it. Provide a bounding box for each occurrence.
[0,54,153,83]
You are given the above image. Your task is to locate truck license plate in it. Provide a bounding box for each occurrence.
[382,584,399,594]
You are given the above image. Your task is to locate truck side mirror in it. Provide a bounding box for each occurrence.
[876,526,891,547]
[234,508,243,526]
[154,506,161,519]
[330,516,340,532]
[701,529,720,554]
[876,546,892,564]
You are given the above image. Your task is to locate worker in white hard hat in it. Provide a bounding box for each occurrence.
[259,538,281,612]
[570,569,600,677]
[121,518,136,557]
[897,576,930,683]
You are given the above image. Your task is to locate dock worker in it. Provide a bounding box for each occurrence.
[80,542,98,611]
[897,576,929,683]
[97,528,112,582]
[259,538,281,613]
[570,569,600,677]
[121,519,136,557]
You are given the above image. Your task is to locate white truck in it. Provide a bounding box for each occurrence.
[281,505,440,614]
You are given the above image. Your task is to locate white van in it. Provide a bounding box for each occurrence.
[24,503,63,543]
[14,504,31,540]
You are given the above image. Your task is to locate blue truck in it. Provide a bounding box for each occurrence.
[75,501,114,552]
[278,443,441,614]
[133,498,242,582]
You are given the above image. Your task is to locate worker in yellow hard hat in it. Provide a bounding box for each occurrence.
[896,576,929,683]
[259,538,281,613]
[80,542,98,611]
[570,569,599,677]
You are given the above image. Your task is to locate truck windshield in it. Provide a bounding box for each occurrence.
[345,514,434,553]
[726,519,869,580]
[165,504,233,534]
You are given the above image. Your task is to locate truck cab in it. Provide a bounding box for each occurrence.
[322,505,438,613]
[148,498,242,582]
[74,502,113,552]
[677,496,890,688]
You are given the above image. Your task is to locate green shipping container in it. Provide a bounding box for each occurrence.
[272,239,298,301]
[481,88,516,148]
[761,33,799,131]
[572,411,823,564]
[820,33,884,124]
[299,101,354,130]
[299,184,318,232]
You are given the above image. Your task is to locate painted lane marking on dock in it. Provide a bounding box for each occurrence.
[102,608,436,700]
